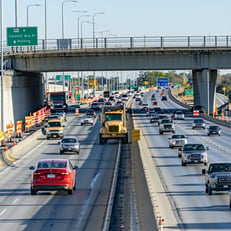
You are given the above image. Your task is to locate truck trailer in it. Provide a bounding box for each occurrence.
[99,105,128,144]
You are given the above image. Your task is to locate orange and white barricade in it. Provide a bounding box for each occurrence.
[75,108,79,116]
[41,107,46,121]
[193,110,199,117]
[6,122,14,142]
[0,130,5,146]
[33,112,40,126]
[25,116,32,132]
[16,120,23,137]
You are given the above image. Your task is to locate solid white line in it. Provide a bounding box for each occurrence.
[0,209,7,216]
[12,198,18,204]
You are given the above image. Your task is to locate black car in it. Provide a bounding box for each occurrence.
[192,105,204,113]
[207,125,221,136]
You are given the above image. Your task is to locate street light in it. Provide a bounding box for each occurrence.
[62,0,77,39]
[27,4,41,27]
[92,12,104,48]
[72,11,88,47]
[15,0,18,27]
[76,14,90,48]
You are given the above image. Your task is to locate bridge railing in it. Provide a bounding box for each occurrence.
[3,35,231,54]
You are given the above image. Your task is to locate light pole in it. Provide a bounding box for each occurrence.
[96,30,110,48]
[62,0,77,39]
[92,12,104,48]
[15,0,18,27]
[77,14,90,47]
[27,4,41,27]
[80,20,91,40]
[72,11,88,47]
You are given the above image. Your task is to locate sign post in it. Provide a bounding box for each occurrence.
[7,27,38,46]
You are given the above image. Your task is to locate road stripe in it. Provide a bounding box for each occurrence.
[0,209,7,216]
[12,198,18,204]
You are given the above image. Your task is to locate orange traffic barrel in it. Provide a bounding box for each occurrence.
[75,108,79,116]
[193,110,199,117]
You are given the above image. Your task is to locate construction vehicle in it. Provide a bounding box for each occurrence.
[99,105,128,144]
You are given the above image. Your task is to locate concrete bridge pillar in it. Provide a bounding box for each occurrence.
[192,69,217,115]
[0,70,44,130]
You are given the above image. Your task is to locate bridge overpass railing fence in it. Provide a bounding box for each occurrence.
[3,35,231,53]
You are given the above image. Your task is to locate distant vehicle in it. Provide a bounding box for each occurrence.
[140,92,144,97]
[168,134,188,148]
[202,162,231,195]
[98,98,105,106]
[192,118,206,129]
[103,90,110,98]
[59,136,80,154]
[56,110,67,122]
[152,100,158,106]
[80,116,94,126]
[114,91,120,98]
[105,101,112,106]
[121,94,129,101]
[161,95,167,101]
[172,110,184,120]
[153,107,162,114]
[68,104,80,112]
[192,105,204,113]
[150,113,159,123]
[109,95,115,101]
[207,125,221,136]
[179,143,208,166]
[159,118,175,134]
[140,103,149,111]
[151,94,156,100]
[85,109,96,118]
[115,101,124,108]
[30,159,77,195]
[157,115,169,126]
[91,102,100,110]
[127,91,132,96]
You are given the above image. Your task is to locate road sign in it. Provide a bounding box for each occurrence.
[76,94,80,101]
[185,89,194,95]
[56,75,71,81]
[7,27,38,46]
[132,129,140,141]
[157,78,169,87]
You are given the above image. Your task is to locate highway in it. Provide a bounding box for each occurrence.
[0,110,119,231]
[133,90,231,230]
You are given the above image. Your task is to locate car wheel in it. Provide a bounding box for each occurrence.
[73,181,76,190]
[60,151,63,154]
[31,187,37,195]
[181,161,186,166]
[192,127,194,130]
[207,186,212,195]
[178,153,181,158]
[68,188,73,195]
[47,137,50,140]
[81,123,83,126]
[204,162,208,166]
[205,185,208,193]
[91,123,93,126]
[208,133,210,136]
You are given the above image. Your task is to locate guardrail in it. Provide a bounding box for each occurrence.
[3,35,231,54]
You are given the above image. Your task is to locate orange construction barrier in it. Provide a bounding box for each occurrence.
[6,122,14,142]
[75,108,79,116]
[16,120,23,138]
[0,130,5,146]
[193,110,199,117]
[25,116,32,132]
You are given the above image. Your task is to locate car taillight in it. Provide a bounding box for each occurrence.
[33,171,43,176]
[61,171,69,175]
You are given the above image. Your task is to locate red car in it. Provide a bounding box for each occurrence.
[30,159,77,195]
[153,100,158,106]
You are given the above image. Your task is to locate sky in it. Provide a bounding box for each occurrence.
[4,0,231,40]
[3,0,231,78]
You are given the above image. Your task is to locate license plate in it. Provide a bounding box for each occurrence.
[68,148,71,151]
[193,160,198,163]
[47,174,55,178]
[53,135,57,138]
[224,185,228,188]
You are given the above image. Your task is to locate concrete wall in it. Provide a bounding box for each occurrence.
[0,70,44,131]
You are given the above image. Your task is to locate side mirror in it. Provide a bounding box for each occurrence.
[206,146,209,150]
[29,166,35,170]
[202,169,206,174]
[74,166,79,170]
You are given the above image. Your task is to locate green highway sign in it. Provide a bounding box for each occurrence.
[7,27,38,46]
[185,89,194,95]
[56,75,71,81]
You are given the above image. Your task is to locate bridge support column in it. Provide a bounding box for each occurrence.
[192,69,217,115]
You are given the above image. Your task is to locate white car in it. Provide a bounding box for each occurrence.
[168,134,188,148]
[173,110,184,120]
[80,116,94,126]
[121,94,129,101]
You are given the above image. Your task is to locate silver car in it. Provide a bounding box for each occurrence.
[59,136,80,154]
[173,110,184,120]
[192,118,206,129]
[80,116,94,126]
[168,134,188,148]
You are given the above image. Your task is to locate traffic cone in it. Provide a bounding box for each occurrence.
[4,146,7,151]
[2,139,5,146]
[13,140,16,146]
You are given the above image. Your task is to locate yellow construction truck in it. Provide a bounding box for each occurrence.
[99,105,128,144]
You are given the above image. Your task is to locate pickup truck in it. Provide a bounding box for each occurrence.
[159,118,175,135]
[202,162,231,195]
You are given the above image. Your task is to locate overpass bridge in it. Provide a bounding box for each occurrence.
[1,35,231,129]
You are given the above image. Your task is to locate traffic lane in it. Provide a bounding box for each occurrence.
[0,112,118,231]
[135,98,231,230]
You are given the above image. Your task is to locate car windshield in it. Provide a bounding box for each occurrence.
[38,161,67,169]
[105,114,122,121]
[208,163,231,173]
[176,111,183,114]
[172,135,185,139]
[183,144,205,151]
[209,126,219,130]
[194,119,204,123]
[62,138,77,143]
[48,121,61,127]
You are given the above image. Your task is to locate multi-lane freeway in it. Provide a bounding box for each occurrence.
[0,89,231,231]
[133,89,231,231]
